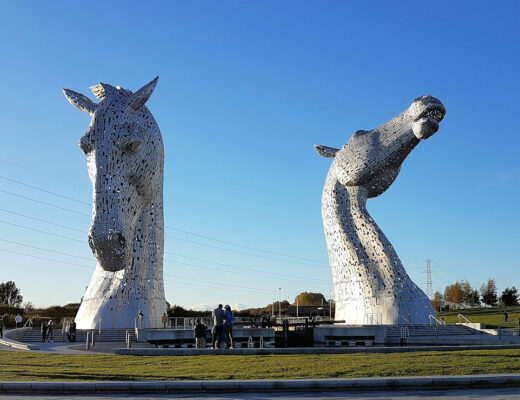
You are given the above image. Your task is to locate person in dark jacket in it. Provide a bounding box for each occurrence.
[70,321,77,342]
[40,322,47,343]
[211,304,225,349]
[0,316,4,338]
[194,319,207,348]
[224,305,234,349]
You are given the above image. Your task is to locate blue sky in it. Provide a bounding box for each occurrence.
[0,1,518,309]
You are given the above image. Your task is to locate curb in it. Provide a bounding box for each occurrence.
[113,344,520,356]
[1,375,520,394]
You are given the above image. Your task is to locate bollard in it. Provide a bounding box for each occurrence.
[260,336,264,349]
[86,332,90,350]
[248,336,253,348]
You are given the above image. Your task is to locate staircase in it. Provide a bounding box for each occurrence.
[386,324,475,338]
[21,329,136,343]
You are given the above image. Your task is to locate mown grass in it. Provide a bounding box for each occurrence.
[439,307,520,329]
[2,349,520,381]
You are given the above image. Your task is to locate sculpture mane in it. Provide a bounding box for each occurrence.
[315,95,445,324]
[63,77,166,329]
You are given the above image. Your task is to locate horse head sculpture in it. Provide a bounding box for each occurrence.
[315,95,445,324]
[63,77,166,329]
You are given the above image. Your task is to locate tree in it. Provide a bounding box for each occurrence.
[444,282,463,309]
[294,292,327,306]
[500,287,519,307]
[481,278,498,307]
[431,291,444,312]
[459,280,480,307]
[23,302,34,313]
[0,281,23,307]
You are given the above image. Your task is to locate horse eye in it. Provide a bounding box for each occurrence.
[127,141,141,152]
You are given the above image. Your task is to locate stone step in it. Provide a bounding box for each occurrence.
[21,329,137,343]
[385,325,475,338]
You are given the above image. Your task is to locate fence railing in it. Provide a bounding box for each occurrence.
[429,314,445,325]
[457,314,471,324]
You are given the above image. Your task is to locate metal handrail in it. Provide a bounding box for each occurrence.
[429,314,444,325]
[458,314,471,324]
[22,317,33,328]
[399,315,411,325]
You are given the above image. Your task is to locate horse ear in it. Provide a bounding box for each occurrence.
[127,76,159,111]
[314,144,339,158]
[63,89,97,115]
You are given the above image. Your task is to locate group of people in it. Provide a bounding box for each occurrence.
[40,320,77,343]
[193,303,235,349]
[63,320,77,342]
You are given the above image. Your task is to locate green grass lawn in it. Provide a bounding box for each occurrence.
[438,307,520,329]
[2,349,520,381]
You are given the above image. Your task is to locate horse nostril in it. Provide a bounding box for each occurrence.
[118,233,126,248]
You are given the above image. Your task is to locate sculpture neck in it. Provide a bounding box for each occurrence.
[322,170,410,292]
[127,189,164,277]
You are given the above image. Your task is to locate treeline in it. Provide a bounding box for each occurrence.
[432,278,519,311]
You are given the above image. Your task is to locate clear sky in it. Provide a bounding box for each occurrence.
[0,1,518,310]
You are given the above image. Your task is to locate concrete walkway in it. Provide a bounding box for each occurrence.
[4,340,520,356]
[1,374,520,395]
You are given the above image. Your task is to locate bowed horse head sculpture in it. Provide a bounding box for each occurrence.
[315,95,445,325]
[63,77,166,329]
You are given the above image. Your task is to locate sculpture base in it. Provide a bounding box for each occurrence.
[75,265,166,329]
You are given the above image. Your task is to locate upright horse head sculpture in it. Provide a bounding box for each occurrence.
[63,77,166,329]
[315,95,445,325]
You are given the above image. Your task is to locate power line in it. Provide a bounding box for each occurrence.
[165,225,326,264]
[163,272,279,295]
[425,258,433,299]
[166,235,327,269]
[0,208,84,233]
[0,158,83,188]
[170,213,319,254]
[0,175,90,205]
[0,248,92,270]
[0,188,89,216]
[0,248,300,299]
[0,174,326,266]
[164,257,329,284]
[0,238,94,261]
[165,251,330,283]
[0,219,84,243]
[0,232,328,286]
[0,202,328,272]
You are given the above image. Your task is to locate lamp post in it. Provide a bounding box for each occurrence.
[278,288,281,320]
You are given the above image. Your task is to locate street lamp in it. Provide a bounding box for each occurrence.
[278,288,281,320]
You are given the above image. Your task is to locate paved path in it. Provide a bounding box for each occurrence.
[0,387,519,399]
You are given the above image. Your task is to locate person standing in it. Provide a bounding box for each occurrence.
[0,316,4,338]
[65,321,71,342]
[71,321,77,342]
[224,305,234,349]
[47,320,54,342]
[162,313,168,328]
[137,310,144,328]
[211,304,225,349]
[14,314,22,328]
[194,318,207,349]
[40,322,47,343]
